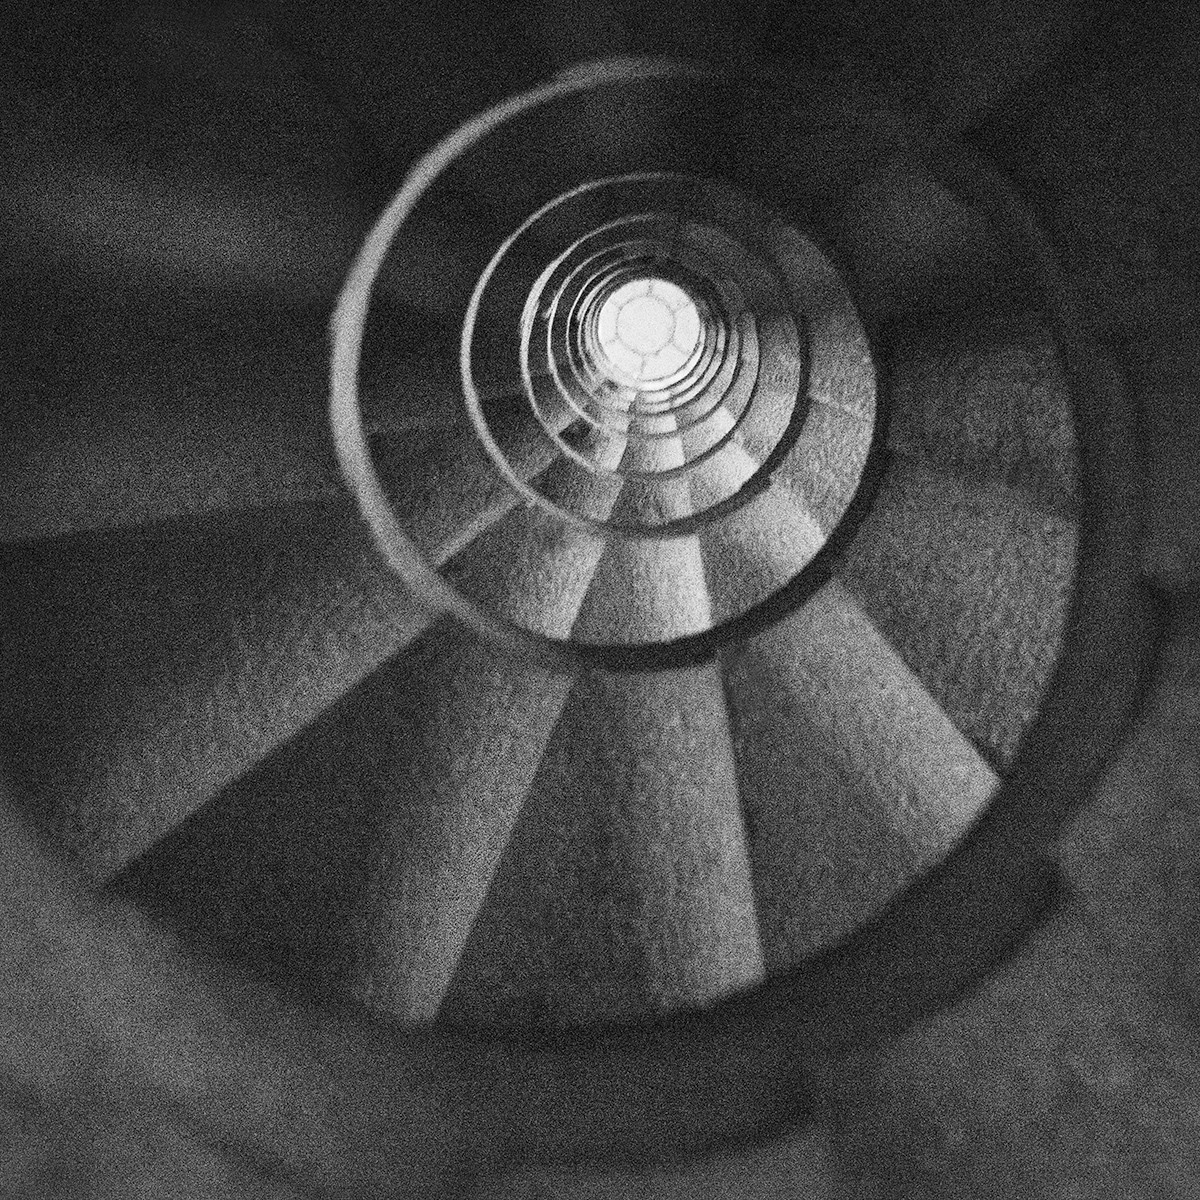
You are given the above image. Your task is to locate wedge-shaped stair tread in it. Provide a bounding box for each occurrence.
[446,455,621,636]
[789,402,875,535]
[725,316,800,456]
[678,404,739,466]
[731,393,872,540]
[114,616,576,1024]
[618,422,685,476]
[770,224,875,424]
[571,470,712,645]
[0,498,432,879]
[721,580,998,969]
[5,267,487,545]
[886,301,1079,514]
[690,441,826,621]
[570,423,630,473]
[109,665,411,1008]
[839,455,1077,770]
[696,461,994,962]
[368,419,559,562]
[438,662,764,1030]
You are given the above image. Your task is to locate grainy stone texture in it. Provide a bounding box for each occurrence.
[691,440,827,620]
[885,304,1079,517]
[774,401,875,536]
[113,620,577,1023]
[438,662,764,1030]
[449,458,620,638]
[0,501,433,880]
[371,419,555,564]
[838,456,1076,770]
[720,581,996,967]
[571,464,713,645]
[775,226,877,426]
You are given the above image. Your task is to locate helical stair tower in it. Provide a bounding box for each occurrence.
[2,2,1199,1197]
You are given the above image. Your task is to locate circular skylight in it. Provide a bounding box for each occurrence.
[595,276,702,384]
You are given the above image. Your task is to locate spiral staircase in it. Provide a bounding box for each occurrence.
[2,2,1199,1197]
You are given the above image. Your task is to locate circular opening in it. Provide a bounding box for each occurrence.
[595,275,702,384]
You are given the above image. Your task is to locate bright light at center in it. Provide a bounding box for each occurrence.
[617,293,675,353]
[596,276,702,384]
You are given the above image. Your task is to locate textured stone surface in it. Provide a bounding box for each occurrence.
[113,619,576,1024]
[691,439,827,621]
[825,13,1200,1187]
[782,401,875,535]
[839,456,1077,770]
[0,500,432,880]
[831,904,1200,1198]
[773,225,877,425]
[371,421,552,564]
[720,581,997,967]
[885,303,1079,516]
[572,464,713,645]
[449,458,620,639]
[439,662,763,1030]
